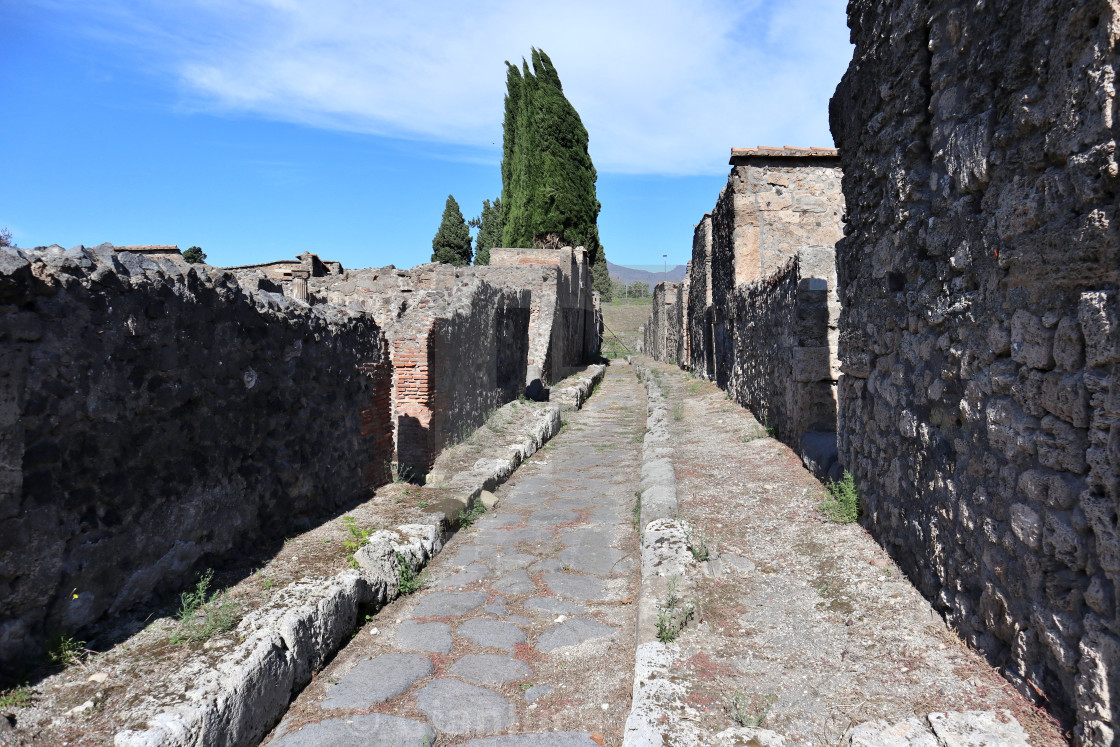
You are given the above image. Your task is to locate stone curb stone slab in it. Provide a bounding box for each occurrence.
[535,617,618,653]
[414,679,516,736]
[458,618,528,650]
[397,621,453,654]
[270,714,436,747]
[543,572,609,601]
[448,653,532,686]
[410,590,490,618]
[458,735,599,746]
[322,653,433,708]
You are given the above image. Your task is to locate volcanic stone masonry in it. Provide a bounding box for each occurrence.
[645,147,846,476]
[0,242,599,669]
[831,0,1120,741]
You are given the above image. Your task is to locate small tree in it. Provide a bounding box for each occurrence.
[611,278,626,300]
[470,197,503,266]
[182,246,206,264]
[431,195,473,266]
[628,281,649,299]
[0,227,12,247]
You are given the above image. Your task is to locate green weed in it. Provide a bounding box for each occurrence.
[170,570,241,644]
[655,576,696,643]
[820,470,860,523]
[47,633,85,667]
[672,401,684,421]
[728,691,777,727]
[684,522,713,562]
[396,552,425,595]
[342,516,375,568]
[458,503,487,528]
[632,490,643,531]
[0,684,31,709]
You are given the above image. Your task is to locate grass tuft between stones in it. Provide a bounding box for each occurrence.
[820,470,860,524]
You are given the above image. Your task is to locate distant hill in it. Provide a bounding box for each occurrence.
[606,261,687,287]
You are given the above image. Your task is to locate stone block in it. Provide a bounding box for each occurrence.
[792,346,833,382]
[1010,310,1055,370]
[1080,291,1119,368]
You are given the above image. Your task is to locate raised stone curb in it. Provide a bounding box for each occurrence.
[624,357,698,746]
[113,368,607,747]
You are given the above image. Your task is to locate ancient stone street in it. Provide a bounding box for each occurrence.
[267,363,645,745]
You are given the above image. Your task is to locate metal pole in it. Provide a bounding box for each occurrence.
[663,254,667,276]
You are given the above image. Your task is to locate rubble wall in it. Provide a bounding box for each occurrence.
[831,0,1120,740]
[0,245,391,665]
[723,252,840,461]
[686,216,714,378]
[644,282,681,364]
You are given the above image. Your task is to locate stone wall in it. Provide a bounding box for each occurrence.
[648,150,844,468]
[831,0,1120,740]
[687,216,715,378]
[643,282,681,364]
[0,245,392,666]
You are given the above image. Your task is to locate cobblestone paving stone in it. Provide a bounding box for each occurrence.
[266,362,644,745]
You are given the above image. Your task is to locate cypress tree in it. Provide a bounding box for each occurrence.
[431,195,473,266]
[499,48,610,297]
[471,197,503,265]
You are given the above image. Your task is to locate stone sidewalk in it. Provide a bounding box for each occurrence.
[265,362,646,746]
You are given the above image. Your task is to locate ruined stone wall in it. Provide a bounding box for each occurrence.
[722,251,841,469]
[644,282,681,364]
[831,0,1120,740]
[489,246,599,387]
[311,265,531,475]
[709,153,845,390]
[0,245,391,666]
[686,216,714,378]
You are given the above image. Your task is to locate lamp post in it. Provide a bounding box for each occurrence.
[663,254,667,277]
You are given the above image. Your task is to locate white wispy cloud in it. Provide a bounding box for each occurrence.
[42,0,852,175]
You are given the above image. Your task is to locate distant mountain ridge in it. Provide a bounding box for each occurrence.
[606,260,687,287]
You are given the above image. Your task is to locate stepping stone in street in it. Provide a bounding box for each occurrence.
[524,684,553,702]
[529,558,564,573]
[271,714,436,747]
[486,552,536,572]
[526,509,580,526]
[397,621,453,654]
[560,527,614,547]
[476,527,553,546]
[449,653,532,686]
[548,498,596,511]
[558,546,624,576]
[458,733,600,746]
[414,679,516,736]
[411,590,490,618]
[524,597,586,615]
[433,562,491,589]
[323,654,432,708]
[543,572,609,601]
[535,617,618,653]
[492,570,535,595]
[458,618,527,650]
[448,545,490,567]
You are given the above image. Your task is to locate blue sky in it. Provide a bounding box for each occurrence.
[1,1,852,271]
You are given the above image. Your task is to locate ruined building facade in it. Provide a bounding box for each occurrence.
[832,0,1120,740]
[0,243,599,667]
[645,148,846,477]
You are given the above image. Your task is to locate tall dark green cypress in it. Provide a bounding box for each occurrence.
[431,195,473,266]
[471,197,503,265]
[499,48,609,296]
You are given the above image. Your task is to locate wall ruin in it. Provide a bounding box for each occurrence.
[1,241,599,668]
[647,149,845,470]
[0,244,392,667]
[831,0,1120,740]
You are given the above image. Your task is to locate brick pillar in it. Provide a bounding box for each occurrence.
[359,353,393,487]
[392,334,436,476]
